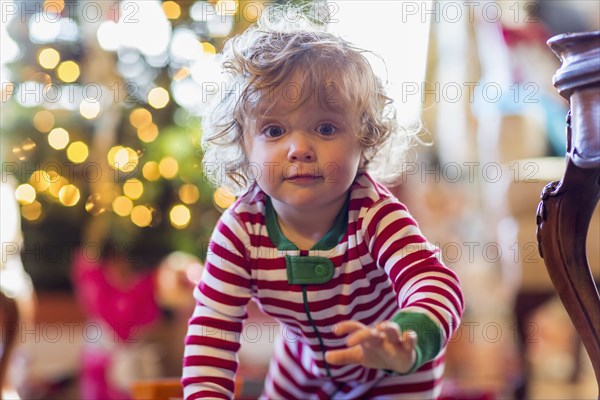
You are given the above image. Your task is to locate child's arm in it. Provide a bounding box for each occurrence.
[327,197,464,374]
[182,210,252,400]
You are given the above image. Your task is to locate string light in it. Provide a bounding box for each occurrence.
[131,205,152,227]
[29,170,52,191]
[79,99,101,119]
[129,108,153,128]
[123,178,144,200]
[21,201,42,221]
[33,110,55,132]
[112,196,134,217]
[47,173,68,198]
[85,193,108,216]
[179,183,200,204]
[66,141,89,163]
[15,184,36,205]
[137,123,159,143]
[142,161,161,181]
[48,127,69,150]
[148,87,170,109]
[162,1,181,19]
[159,157,179,179]
[56,60,80,83]
[201,42,217,55]
[86,183,118,217]
[12,138,36,161]
[43,0,65,13]
[108,146,138,172]
[58,184,80,206]
[170,204,191,229]
[213,186,236,209]
[38,48,60,69]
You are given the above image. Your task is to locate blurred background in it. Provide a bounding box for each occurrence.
[1,0,599,399]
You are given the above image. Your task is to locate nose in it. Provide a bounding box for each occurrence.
[287,132,315,162]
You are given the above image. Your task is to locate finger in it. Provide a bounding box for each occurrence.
[401,330,418,349]
[377,322,401,345]
[325,347,363,365]
[332,320,367,336]
[346,328,382,348]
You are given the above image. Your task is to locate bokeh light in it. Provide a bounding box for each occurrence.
[213,186,236,209]
[48,127,69,149]
[29,170,52,192]
[137,123,159,143]
[66,141,89,163]
[12,138,36,161]
[159,157,179,179]
[58,184,80,206]
[33,110,55,132]
[179,183,200,204]
[80,99,101,119]
[56,60,80,82]
[15,184,36,205]
[131,205,152,227]
[21,201,43,221]
[162,1,181,19]
[38,48,60,69]
[170,204,191,229]
[85,193,108,216]
[123,178,144,200]
[47,172,68,198]
[113,196,134,217]
[148,87,170,109]
[43,0,65,14]
[129,107,153,128]
[108,146,139,172]
[142,161,161,181]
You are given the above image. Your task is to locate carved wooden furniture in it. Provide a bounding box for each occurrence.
[537,31,600,396]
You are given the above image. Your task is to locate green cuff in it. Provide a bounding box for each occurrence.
[389,311,442,375]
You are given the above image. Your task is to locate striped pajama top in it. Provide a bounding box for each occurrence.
[183,173,464,399]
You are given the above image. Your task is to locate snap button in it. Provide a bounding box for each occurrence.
[314,264,325,275]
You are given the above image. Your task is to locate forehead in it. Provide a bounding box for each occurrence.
[248,70,356,117]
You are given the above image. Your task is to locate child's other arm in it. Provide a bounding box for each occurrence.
[328,198,464,374]
[182,211,252,400]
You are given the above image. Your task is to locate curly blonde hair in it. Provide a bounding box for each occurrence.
[201,4,414,195]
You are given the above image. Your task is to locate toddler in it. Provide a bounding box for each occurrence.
[183,6,464,399]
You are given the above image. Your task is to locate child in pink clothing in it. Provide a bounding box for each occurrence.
[73,243,160,400]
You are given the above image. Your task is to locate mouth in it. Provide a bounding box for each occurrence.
[285,174,324,182]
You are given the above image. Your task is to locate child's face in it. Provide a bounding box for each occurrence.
[242,77,363,214]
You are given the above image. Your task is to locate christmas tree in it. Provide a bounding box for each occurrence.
[0,0,295,289]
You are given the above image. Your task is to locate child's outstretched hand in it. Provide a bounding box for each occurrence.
[325,320,417,374]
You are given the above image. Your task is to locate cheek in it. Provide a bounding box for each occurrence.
[241,136,250,156]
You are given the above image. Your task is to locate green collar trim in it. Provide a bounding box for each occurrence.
[265,194,350,251]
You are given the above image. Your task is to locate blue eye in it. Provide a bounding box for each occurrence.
[262,126,285,138]
[317,123,337,136]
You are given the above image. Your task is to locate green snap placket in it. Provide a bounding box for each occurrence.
[285,256,335,285]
